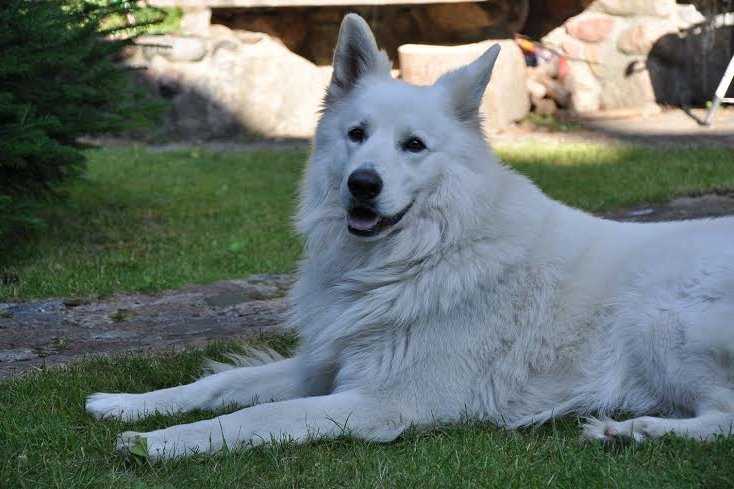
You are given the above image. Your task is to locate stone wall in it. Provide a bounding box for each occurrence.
[125,2,534,140]
[125,1,733,139]
[537,0,733,113]
[211,1,529,65]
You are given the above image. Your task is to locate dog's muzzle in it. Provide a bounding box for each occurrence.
[347,201,413,237]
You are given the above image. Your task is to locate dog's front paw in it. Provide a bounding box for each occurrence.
[86,392,151,421]
[116,431,173,461]
[116,431,152,459]
[116,430,204,461]
[581,417,649,443]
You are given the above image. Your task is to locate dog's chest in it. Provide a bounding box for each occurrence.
[326,264,591,415]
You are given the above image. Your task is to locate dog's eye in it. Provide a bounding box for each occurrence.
[348,127,365,143]
[403,137,426,153]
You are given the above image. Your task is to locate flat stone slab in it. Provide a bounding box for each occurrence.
[604,191,734,222]
[2,192,733,379]
[0,274,294,379]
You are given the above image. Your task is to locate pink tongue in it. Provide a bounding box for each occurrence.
[348,211,380,231]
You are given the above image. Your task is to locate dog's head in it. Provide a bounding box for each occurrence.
[299,14,501,245]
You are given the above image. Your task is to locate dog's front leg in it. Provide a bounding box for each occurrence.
[87,356,311,421]
[116,390,409,460]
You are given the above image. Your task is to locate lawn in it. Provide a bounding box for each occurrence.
[2,143,734,488]
[2,339,733,489]
[2,142,733,300]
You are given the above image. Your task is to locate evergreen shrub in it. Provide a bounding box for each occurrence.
[0,0,161,240]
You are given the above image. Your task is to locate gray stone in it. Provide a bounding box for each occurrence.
[0,349,37,362]
[92,331,140,341]
[133,32,331,139]
[180,7,211,36]
[202,281,285,307]
[0,274,293,378]
[140,35,208,63]
[398,39,530,130]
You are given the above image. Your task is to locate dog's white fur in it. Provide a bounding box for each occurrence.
[87,14,734,459]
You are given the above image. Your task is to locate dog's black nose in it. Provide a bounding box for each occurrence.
[348,168,382,201]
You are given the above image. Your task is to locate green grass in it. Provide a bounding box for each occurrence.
[1,339,733,489]
[2,144,734,487]
[3,143,734,301]
[1,147,304,300]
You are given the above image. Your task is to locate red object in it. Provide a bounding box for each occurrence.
[557,57,569,79]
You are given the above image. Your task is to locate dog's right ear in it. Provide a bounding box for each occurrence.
[436,44,501,124]
[326,14,391,105]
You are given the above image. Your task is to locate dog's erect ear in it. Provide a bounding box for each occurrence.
[326,14,391,104]
[436,44,501,123]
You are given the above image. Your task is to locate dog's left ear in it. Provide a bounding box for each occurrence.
[326,14,391,105]
[436,44,501,123]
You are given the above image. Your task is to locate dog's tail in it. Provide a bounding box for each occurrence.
[201,346,285,377]
[507,398,588,429]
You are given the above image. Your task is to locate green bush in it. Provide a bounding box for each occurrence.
[0,0,161,240]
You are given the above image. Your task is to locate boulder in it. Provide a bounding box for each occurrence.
[140,35,208,63]
[133,32,331,139]
[218,36,332,138]
[398,40,530,130]
[180,7,211,36]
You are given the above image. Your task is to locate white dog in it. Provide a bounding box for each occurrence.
[87,14,734,460]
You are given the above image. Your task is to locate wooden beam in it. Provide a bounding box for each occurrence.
[150,0,484,8]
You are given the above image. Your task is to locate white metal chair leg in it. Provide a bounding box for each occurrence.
[703,52,734,126]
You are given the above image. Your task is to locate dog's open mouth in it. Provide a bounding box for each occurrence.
[347,202,413,237]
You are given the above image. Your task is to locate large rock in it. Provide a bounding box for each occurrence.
[130,32,331,139]
[398,40,530,130]
[139,35,208,63]
[212,34,331,138]
[180,7,211,36]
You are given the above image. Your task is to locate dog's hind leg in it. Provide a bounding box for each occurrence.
[87,356,310,421]
[582,412,734,442]
[115,389,409,460]
[583,387,734,442]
